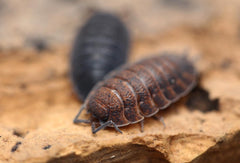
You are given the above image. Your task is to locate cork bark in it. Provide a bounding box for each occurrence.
[0,0,240,162]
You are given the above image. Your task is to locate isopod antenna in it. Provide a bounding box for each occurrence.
[73,104,91,124]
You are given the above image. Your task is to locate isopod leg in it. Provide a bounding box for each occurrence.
[140,120,144,133]
[152,116,166,129]
[91,121,123,134]
[73,104,91,124]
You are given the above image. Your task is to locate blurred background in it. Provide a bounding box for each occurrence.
[0,0,237,50]
[0,0,214,48]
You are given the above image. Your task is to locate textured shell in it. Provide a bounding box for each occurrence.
[84,54,197,127]
[70,12,130,101]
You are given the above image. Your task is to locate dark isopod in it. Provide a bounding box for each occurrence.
[74,54,197,134]
[70,12,130,101]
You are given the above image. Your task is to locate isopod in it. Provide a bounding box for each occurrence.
[74,54,197,134]
[70,12,130,101]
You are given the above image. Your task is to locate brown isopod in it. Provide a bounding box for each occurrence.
[73,54,197,134]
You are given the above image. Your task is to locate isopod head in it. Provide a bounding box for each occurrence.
[85,86,129,126]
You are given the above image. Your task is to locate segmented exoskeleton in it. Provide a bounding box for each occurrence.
[74,54,197,134]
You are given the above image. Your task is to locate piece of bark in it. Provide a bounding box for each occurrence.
[0,45,240,162]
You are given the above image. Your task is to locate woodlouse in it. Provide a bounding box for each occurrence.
[74,54,197,134]
[70,12,130,101]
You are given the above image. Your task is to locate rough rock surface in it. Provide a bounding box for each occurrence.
[0,0,240,163]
